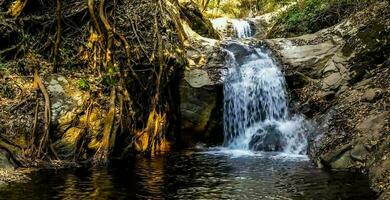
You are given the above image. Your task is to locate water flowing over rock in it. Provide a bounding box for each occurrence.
[231,19,253,38]
[211,18,255,38]
[222,42,308,154]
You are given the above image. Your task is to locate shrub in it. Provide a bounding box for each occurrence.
[271,0,371,37]
[78,78,90,91]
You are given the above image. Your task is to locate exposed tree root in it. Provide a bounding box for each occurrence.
[1,0,187,165]
[32,69,58,160]
[52,0,62,72]
[94,88,117,163]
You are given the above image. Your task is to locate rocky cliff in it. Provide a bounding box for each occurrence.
[265,1,389,198]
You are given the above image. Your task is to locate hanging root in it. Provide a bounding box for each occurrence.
[0,136,26,167]
[52,0,62,72]
[32,69,58,160]
[94,88,117,163]
[133,106,169,155]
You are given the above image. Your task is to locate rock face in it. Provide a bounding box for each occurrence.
[179,27,225,146]
[265,1,390,196]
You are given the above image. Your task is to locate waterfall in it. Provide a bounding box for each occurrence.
[222,42,307,155]
[210,18,253,38]
[231,19,252,38]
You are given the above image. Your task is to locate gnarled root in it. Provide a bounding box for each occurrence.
[31,69,58,160]
[94,88,117,163]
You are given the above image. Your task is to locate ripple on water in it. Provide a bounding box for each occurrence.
[0,150,377,200]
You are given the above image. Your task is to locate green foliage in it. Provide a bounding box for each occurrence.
[204,0,294,18]
[273,0,371,36]
[102,64,118,88]
[78,78,90,91]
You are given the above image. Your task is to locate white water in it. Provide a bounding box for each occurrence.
[222,43,308,155]
[231,19,252,38]
[210,18,253,38]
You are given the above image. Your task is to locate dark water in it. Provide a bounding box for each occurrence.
[0,149,376,200]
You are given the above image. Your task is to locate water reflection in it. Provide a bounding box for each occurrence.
[0,150,377,200]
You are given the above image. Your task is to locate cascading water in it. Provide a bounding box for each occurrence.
[231,19,252,38]
[222,42,308,155]
[210,18,253,38]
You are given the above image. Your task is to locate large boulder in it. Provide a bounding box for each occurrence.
[179,27,225,146]
[249,125,286,152]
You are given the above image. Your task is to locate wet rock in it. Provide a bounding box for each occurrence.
[321,143,353,167]
[179,27,224,146]
[249,126,286,152]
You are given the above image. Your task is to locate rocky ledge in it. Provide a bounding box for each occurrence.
[265,1,389,198]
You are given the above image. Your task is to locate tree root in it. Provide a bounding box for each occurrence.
[32,69,58,160]
[94,88,117,163]
[52,0,62,72]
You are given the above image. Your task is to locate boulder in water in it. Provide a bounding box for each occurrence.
[249,125,286,152]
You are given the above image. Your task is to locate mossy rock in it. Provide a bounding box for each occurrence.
[180,2,220,39]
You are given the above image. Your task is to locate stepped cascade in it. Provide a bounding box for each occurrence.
[222,41,308,154]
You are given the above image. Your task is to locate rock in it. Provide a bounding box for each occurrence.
[184,69,213,88]
[221,41,256,64]
[322,72,342,89]
[249,125,286,152]
[362,88,382,102]
[47,75,89,134]
[350,144,369,162]
[321,143,353,167]
[357,112,389,139]
[261,1,390,196]
[0,150,15,169]
[330,150,354,169]
[53,127,83,159]
[179,75,223,146]
[180,1,220,39]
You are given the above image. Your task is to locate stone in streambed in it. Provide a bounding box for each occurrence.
[249,125,286,152]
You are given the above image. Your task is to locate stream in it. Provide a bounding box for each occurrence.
[0,150,377,200]
[0,20,378,200]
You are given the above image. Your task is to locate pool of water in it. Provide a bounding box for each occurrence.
[0,149,376,200]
